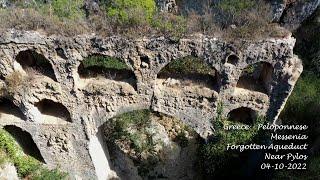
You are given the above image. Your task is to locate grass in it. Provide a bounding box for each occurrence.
[82,55,129,70]
[159,56,215,76]
[0,129,67,179]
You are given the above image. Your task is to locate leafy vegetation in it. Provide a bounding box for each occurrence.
[105,0,156,24]
[105,109,199,177]
[0,0,284,40]
[199,103,266,177]
[50,0,84,20]
[0,129,67,179]
[82,55,129,71]
[106,110,152,152]
[217,0,255,15]
[159,56,215,76]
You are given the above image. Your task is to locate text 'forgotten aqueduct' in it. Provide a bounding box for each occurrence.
[0,30,302,179]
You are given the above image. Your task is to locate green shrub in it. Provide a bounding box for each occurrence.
[199,115,266,175]
[45,0,84,20]
[32,168,68,180]
[105,0,156,25]
[82,55,129,70]
[152,13,187,38]
[159,56,215,76]
[217,0,255,15]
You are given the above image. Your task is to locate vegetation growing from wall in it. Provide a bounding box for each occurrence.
[82,55,129,71]
[157,56,219,90]
[198,104,267,177]
[159,56,215,76]
[78,55,137,88]
[0,129,67,179]
[103,109,200,178]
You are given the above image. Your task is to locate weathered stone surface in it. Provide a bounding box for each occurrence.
[271,0,320,30]
[0,30,302,179]
[0,163,19,180]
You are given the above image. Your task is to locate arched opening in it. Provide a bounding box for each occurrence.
[227,107,257,125]
[157,56,220,91]
[236,62,273,94]
[35,99,71,123]
[55,48,67,59]
[0,98,25,120]
[0,74,4,81]
[226,54,239,65]
[16,50,57,81]
[97,110,201,179]
[78,55,137,90]
[4,125,45,162]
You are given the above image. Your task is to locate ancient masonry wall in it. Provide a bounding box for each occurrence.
[0,30,302,179]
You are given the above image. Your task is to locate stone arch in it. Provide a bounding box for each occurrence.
[0,98,25,120]
[4,125,45,162]
[35,99,72,122]
[78,54,137,90]
[16,50,57,81]
[227,107,257,125]
[226,54,239,65]
[90,109,201,179]
[236,61,273,94]
[157,56,220,91]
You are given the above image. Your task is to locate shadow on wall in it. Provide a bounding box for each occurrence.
[157,56,221,91]
[4,125,45,163]
[227,107,257,125]
[78,54,137,90]
[16,50,57,81]
[237,62,273,94]
[0,98,25,120]
[35,99,72,122]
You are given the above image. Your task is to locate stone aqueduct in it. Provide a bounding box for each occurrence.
[0,30,302,179]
